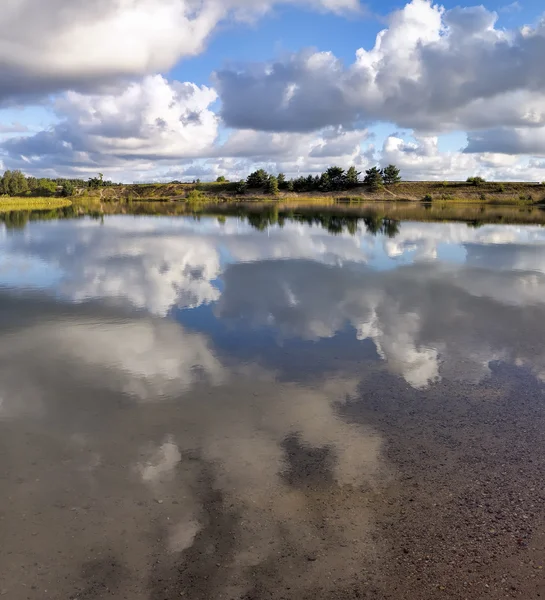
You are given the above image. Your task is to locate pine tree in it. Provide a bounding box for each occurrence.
[345,166,360,188]
[319,172,332,192]
[266,175,279,195]
[246,169,269,188]
[383,164,401,185]
[363,167,384,191]
[325,166,345,190]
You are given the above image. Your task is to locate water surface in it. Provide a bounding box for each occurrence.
[1,214,545,600]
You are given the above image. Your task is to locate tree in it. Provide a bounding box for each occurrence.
[27,177,38,192]
[61,181,75,197]
[11,170,28,195]
[235,180,247,195]
[246,169,269,188]
[325,166,345,190]
[216,176,226,183]
[1,170,13,195]
[345,166,360,188]
[383,164,401,185]
[266,175,279,195]
[88,176,102,189]
[467,176,486,186]
[277,173,286,189]
[37,179,57,196]
[319,172,332,192]
[363,166,384,191]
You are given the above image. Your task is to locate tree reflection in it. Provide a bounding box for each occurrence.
[0,204,403,239]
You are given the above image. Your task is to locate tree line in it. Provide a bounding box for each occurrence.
[0,170,119,198]
[238,165,401,194]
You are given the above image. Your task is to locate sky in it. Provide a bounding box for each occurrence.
[1,0,545,182]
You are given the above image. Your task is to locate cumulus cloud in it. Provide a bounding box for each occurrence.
[215,0,545,134]
[466,126,545,156]
[0,73,374,178]
[3,0,545,180]
[380,135,479,180]
[379,134,545,181]
[2,76,219,172]
[0,0,361,104]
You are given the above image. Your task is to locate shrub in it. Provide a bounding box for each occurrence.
[422,193,433,202]
[61,182,75,197]
[235,180,247,195]
[186,189,206,203]
[467,176,486,186]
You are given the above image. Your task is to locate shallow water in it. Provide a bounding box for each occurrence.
[1,214,545,599]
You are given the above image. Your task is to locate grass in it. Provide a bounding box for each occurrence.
[88,180,545,207]
[0,197,72,212]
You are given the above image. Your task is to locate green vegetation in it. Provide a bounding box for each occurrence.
[266,175,279,195]
[0,197,72,212]
[467,176,486,186]
[383,164,402,185]
[2,168,545,212]
[0,170,120,199]
[363,167,384,191]
[245,165,364,193]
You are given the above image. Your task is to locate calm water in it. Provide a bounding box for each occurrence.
[1,214,545,599]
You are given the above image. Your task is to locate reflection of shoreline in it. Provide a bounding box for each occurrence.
[3,200,545,233]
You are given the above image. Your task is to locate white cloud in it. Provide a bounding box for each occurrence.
[3,0,545,179]
[1,74,374,179]
[2,76,219,172]
[215,0,545,136]
[380,135,479,180]
[0,0,361,104]
[380,134,545,181]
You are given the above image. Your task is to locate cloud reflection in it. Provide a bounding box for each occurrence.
[0,295,384,598]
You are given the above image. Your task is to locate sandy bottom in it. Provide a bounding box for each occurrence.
[1,362,545,600]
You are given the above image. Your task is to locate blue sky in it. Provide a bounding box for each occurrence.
[1,0,545,182]
[171,0,535,85]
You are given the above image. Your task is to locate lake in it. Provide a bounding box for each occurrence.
[1,211,545,600]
